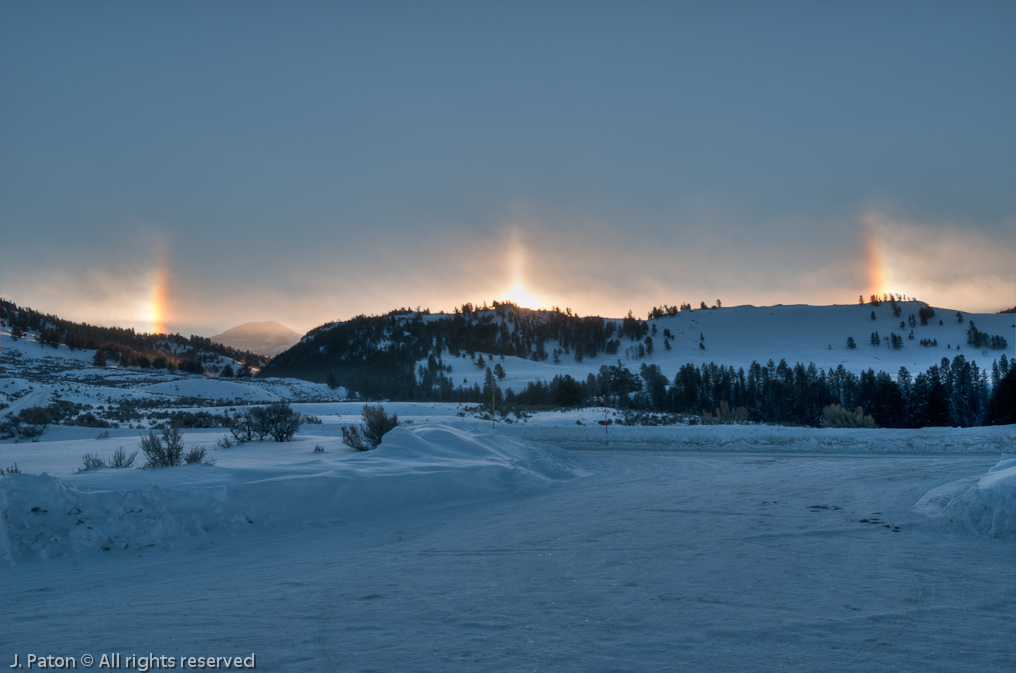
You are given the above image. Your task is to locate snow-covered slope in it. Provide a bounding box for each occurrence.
[1,323,344,422]
[428,302,1014,393]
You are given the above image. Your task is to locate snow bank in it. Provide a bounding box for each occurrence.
[0,424,581,563]
[914,454,1016,538]
[501,423,1015,455]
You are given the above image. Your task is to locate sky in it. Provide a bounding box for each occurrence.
[1,1,1014,337]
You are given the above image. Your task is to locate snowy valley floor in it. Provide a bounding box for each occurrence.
[2,421,1014,673]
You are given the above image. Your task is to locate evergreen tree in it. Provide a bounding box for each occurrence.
[985,368,1016,425]
[482,367,499,402]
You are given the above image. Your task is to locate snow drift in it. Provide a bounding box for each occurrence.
[0,424,581,563]
[914,454,1016,538]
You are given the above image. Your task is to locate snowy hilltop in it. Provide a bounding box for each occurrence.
[265,299,1015,428]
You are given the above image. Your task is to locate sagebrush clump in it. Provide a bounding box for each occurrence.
[227,400,303,443]
[342,404,399,451]
[79,447,137,472]
[140,427,185,467]
[109,446,137,467]
[701,400,749,425]
[140,427,214,467]
[80,453,106,471]
[184,446,214,465]
[822,404,878,429]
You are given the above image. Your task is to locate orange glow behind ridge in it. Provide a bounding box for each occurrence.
[500,283,545,310]
[862,214,888,299]
[149,262,170,335]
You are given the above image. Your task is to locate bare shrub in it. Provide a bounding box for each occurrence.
[79,447,135,472]
[18,424,46,439]
[18,405,53,426]
[0,463,21,477]
[228,401,302,442]
[184,446,215,465]
[227,408,258,443]
[313,445,325,452]
[141,427,186,467]
[0,417,15,441]
[216,435,237,449]
[3,406,53,439]
[81,453,106,471]
[701,401,749,425]
[342,404,399,451]
[249,406,271,440]
[261,400,303,442]
[363,404,399,445]
[109,446,137,468]
[340,425,371,452]
[822,404,878,429]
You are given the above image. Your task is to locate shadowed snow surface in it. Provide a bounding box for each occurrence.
[1,423,1014,672]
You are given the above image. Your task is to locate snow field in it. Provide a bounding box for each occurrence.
[2,447,1012,672]
[2,416,1013,564]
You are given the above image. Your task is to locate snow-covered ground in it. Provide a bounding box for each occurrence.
[1,324,345,425]
[1,415,1013,672]
[2,310,1014,671]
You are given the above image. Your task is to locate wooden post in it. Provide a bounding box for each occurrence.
[604,394,608,445]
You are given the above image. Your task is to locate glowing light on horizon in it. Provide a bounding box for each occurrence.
[148,256,170,335]
[500,283,545,310]
[861,214,889,299]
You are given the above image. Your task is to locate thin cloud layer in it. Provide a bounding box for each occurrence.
[863,212,1016,312]
[2,207,1012,337]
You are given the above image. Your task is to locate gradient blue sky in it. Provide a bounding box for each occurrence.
[2,1,1014,336]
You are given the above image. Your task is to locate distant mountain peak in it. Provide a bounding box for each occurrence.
[210,321,301,357]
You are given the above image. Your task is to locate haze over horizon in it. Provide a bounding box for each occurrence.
[1,2,1013,336]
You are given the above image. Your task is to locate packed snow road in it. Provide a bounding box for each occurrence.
[2,442,1012,673]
